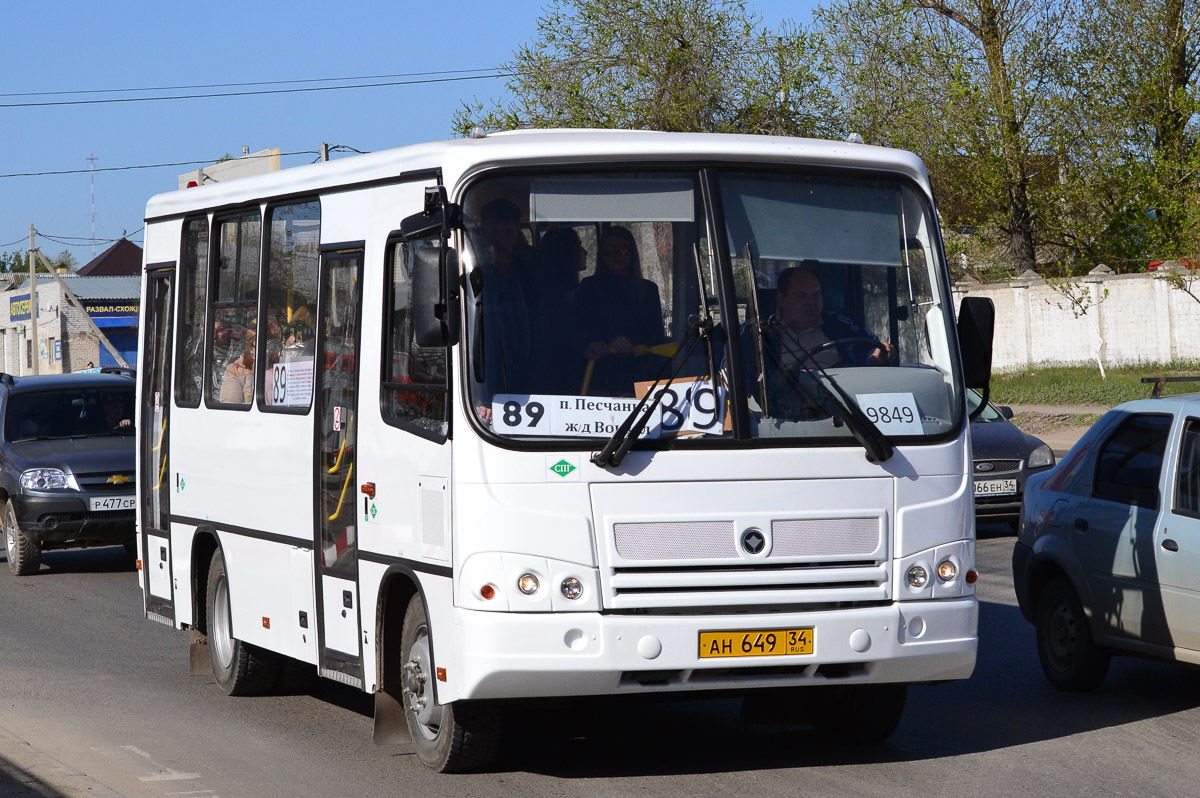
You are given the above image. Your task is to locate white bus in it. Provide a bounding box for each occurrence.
[136,129,994,772]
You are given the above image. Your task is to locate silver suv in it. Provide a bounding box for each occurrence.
[0,370,136,575]
[1013,395,1200,690]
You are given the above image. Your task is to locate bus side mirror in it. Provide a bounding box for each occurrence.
[957,296,994,392]
[400,187,462,240]
[413,245,461,347]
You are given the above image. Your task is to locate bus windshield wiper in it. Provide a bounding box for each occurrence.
[591,318,711,469]
[766,319,894,463]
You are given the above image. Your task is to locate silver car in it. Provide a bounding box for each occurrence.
[1012,394,1200,690]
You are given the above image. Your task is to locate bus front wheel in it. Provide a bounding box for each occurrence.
[399,595,500,772]
[205,548,279,696]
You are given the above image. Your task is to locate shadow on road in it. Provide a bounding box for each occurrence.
[483,598,1200,778]
[0,545,134,576]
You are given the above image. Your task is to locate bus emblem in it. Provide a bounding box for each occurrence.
[741,527,766,555]
[549,459,577,478]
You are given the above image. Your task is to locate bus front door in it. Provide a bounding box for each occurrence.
[141,265,175,624]
[314,249,365,685]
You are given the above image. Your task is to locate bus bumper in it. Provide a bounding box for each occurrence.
[450,597,977,700]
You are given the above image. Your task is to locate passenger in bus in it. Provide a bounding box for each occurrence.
[577,226,665,396]
[219,328,256,404]
[474,198,541,422]
[533,227,587,394]
[742,265,894,417]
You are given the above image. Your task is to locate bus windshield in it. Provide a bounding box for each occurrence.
[461,167,961,447]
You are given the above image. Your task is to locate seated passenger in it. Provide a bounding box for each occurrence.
[220,329,256,404]
[577,226,666,396]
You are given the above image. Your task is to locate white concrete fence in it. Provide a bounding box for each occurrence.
[952,268,1200,371]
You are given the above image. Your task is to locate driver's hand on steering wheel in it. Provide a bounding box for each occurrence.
[867,341,896,365]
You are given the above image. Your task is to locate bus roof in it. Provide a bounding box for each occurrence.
[143,129,933,223]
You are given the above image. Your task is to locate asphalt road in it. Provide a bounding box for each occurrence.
[3,531,1200,797]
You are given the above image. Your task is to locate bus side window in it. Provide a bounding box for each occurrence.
[207,210,261,407]
[176,216,208,406]
[381,238,448,438]
[261,200,320,411]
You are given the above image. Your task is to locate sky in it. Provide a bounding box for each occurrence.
[2,1,819,266]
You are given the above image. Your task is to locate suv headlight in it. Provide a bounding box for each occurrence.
[20,468,73,490]
[1027,444,1055,469]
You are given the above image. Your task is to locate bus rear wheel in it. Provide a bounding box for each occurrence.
[399,595,500,772]
[205,548,280,696]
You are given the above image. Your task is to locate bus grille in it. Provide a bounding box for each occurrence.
[604,517,889,610]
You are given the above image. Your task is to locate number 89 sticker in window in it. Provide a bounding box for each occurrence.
[636,377,728,437]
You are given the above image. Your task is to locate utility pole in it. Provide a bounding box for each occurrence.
[27,225,38,376]
[87,153,98,258]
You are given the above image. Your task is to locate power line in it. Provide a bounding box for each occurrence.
[0,68,500,99]
[0,73,502,109]
[0,150,320,179]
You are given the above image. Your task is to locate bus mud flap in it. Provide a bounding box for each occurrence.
[189,629,210,676]
[373,690,412,745]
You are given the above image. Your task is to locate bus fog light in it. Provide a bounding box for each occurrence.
[937,560,958,582]
[517,573,540,595]
[906,564,929,588]
[561,577,583,600]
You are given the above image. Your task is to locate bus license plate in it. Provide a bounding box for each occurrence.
[699,628,814,659]
[90,496,135,512]
[974,479,1017,497]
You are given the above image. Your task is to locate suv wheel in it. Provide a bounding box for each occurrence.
[1036,576,1110,691]
[4,499,41,576]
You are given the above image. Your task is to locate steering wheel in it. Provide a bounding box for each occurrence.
[803,336,883,362]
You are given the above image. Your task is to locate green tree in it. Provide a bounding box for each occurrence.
[816,0,1076,277]
[1057,0,1200,269]
[453,0,836,137]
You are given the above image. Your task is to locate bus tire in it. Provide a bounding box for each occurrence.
[400,595,500,772]
[206,548,279,696]
[806,683,907,744]
[5,500,40,576]
[1036,576,1110,691]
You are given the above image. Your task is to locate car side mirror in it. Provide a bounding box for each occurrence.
[998,404,1014,420]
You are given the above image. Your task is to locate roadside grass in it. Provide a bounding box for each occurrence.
[991,362,1200,407]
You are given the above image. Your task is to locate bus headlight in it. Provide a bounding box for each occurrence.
[906,564,929,589]
[937,560,958,582]
[560,577,583,600]
[517,573,540,595]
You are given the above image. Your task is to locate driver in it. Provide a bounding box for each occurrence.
[771,265,893,370]
[739,265,895,418]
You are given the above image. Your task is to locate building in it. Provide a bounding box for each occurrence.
[1,239,142,375]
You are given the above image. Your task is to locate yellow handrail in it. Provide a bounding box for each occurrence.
[580,342,679,395]
[327,467,354,521]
